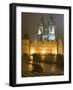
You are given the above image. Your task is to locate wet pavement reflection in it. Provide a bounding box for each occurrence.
[22,55,64,77]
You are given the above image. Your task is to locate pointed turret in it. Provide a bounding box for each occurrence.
[48,16,55,40]
[38,16,44,41]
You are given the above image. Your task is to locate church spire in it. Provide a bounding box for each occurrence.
[48,15,55,40]
[38,16,44,41]
[49,15,54,24]
[40,16,44,25]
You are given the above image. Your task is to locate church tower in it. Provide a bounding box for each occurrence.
[48,16,55,40]
[42,25,48,41]
[38,16,44,41]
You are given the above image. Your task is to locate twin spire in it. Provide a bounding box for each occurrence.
[38,16,55,41]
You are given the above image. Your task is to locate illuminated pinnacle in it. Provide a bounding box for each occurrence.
[38,29,42,35]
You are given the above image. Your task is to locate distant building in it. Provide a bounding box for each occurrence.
[30,40,57,55]
[30,16,63,55]
[38,16,44,41]
[38,24,43,41]
[38,16,55,41]
[30,40,64,55]
[22,34,30,55]
[42,26,48,41]
[22,16,64,56]
[48,16,55,40]
[57,39,64,55]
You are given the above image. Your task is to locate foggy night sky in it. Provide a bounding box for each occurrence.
[22,13,64,41]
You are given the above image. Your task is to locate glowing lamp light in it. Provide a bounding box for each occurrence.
[54,50,57,55]
[42,49,46,55]
[38,29,41,35]
[30,48,35,54]
[41,49,46,61]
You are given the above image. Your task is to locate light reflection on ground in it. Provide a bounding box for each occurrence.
[22,55,64,77]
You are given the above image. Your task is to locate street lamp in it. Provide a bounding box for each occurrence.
[30,48,35,55]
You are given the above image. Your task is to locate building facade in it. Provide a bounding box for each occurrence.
[30,40,57,55]
[38,16,55,41]
[22,16,64,56]
[57,39,64,55]
[22,39,30,55]
[22,34,30,55]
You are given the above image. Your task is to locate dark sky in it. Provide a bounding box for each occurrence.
[22,13,64,41]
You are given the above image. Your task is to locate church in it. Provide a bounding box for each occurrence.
[38,16,55,41]
[22,16,64,56]
[30,16,63,55]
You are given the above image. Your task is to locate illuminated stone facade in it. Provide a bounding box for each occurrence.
[57,39,64,55]
[22,16,64,56]
[30,40,57,55]
[22,39,30,55]
[38,16,55,41]
[22,39,64,55]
